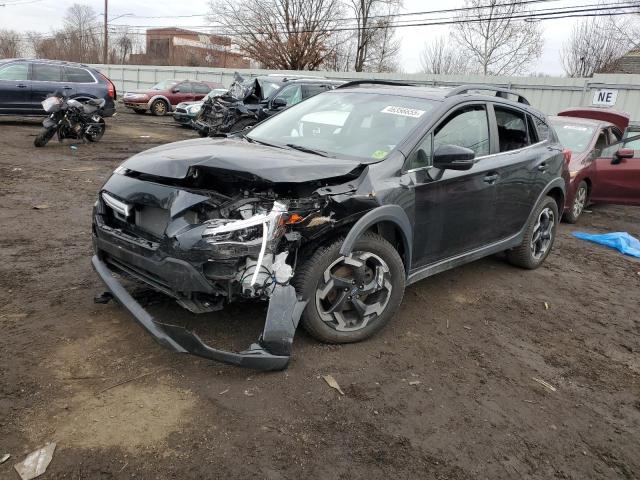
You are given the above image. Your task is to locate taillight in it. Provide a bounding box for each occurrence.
[100,73,116,100]
[562,148,572,165]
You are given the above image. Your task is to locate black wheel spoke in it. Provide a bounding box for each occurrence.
[326,290,349,314]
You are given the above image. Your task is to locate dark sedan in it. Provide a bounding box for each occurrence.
[0,58,117,117]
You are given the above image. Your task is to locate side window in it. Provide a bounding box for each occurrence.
[406,134,433,171]
[178,82,193,93]
[63,67,94,83]
[193,83,210,94]
[273,85,303,106]
[494,106,530,152]
[0,63,29,81]
[534,116,550,141]
[303,84,329,99]
[434,105,489,157]
[32,64,62,82]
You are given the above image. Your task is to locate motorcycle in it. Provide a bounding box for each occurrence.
[193,72,261,138]
[34,91,107,147]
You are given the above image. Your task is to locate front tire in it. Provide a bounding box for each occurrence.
[85,118,105,143]
[563,181,588,224]
[293,233,405,344]
[34,127,56,147]
[150,99,169,116]
[507,196,558,269]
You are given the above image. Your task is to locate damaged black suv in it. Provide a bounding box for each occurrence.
[92,82,567,370]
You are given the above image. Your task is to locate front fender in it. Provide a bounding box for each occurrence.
[339,204,413,277]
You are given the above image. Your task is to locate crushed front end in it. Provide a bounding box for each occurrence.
[91,161,371,370]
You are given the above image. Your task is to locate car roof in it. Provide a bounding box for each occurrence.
[7,58,92,68]
[548,115,614,128]
[332,83,547,118]
[284,78,344,85]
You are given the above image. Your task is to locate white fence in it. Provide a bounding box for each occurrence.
[91,64,640,119]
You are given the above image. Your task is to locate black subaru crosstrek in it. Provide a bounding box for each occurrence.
[0,58,116,117]
[92,82,568,370]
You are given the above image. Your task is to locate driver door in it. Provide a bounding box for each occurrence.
[406,103,500,268]
[591,136,640,205]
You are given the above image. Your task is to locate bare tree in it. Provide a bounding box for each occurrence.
[364,7,401,72]
[452,0,543,76]
[562,16,635,77]
[209,0,343,70]
[346,0,401,72]
[111,27,139,64]
[62,3,102,63]
[0,29,23,58]
[420,36,469,75]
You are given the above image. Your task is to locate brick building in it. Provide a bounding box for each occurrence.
[129,28,250,68]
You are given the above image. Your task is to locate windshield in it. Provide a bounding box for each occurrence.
[623,128,640,150]
[247,91,438,161]
[152,79,179,90]
[257,79,284,99]
[549,120,596,153]
[206,88,227,99]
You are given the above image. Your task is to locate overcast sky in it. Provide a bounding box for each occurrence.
[0,0,614,76]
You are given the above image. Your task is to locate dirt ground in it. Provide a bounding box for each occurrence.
[1,109,639,480]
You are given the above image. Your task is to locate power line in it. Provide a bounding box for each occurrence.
[10,2,640,42]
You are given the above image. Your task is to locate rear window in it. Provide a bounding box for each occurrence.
[64,67,94,83]
[549,120,596,153]
[495,106,530,152]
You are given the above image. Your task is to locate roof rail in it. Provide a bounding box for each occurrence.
[445,85,530,105]
[336,80,414,89]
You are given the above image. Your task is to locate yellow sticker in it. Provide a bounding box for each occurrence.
[372,150,388,159]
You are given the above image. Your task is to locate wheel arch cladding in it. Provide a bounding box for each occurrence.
[546,185,565,214]
[339,205,412,277]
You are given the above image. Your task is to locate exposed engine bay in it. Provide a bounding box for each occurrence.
[92,157,379,370]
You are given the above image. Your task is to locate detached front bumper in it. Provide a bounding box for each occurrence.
[92,255,307,371]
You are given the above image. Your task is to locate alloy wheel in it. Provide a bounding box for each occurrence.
[315,252,393,332]
[572,186,587,218]
[530,207,555,260]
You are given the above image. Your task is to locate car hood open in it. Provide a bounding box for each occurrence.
[558,107,630,132]
[120,137,364,183]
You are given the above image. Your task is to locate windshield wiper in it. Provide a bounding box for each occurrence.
[285,143,329,157]
[244,135,285,149]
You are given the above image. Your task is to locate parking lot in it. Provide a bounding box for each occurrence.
[1,110,639,479]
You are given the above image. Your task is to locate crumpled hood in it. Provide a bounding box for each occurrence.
[121,137,364,183]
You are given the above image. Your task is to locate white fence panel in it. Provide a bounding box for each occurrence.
[90,64,640,119]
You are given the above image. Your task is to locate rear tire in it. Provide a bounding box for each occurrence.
[563,181,588,224]
[293,233,405,344]
[34,128,56,147]
[150,99,169,116]
[507,196,558,269]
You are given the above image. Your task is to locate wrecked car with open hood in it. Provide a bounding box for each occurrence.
[92,82,567,370]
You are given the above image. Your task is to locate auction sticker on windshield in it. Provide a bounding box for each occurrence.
[381,106,426,118]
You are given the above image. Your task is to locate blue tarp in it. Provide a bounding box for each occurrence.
[572,231,640,258]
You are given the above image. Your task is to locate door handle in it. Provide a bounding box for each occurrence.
[62,86,73,89]
[16,84,27,88]
[483,173,499,184]
[537,162,547,172]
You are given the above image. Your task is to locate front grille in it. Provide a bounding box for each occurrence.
[135,206,169,237]
[101,196,169,241]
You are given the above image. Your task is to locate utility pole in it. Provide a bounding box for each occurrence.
[103,0,108,64]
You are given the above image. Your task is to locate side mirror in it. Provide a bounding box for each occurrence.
[612,147,634,164]
[172,87,181,93]
[433,144,475,170]
[271,98,287,109]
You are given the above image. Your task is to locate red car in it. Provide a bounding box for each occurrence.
[548,107,640,223]
[123,79,222,116]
